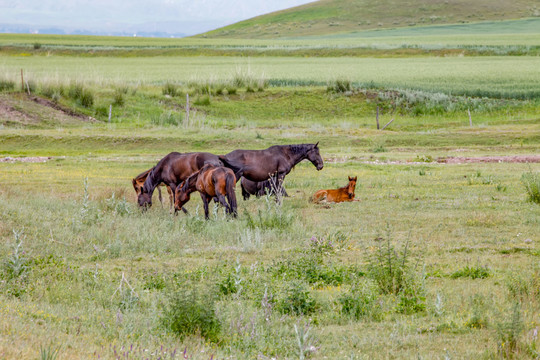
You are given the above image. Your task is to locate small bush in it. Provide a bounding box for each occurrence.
[33,42,42,50]
[276,281,318,315]
[161,285,221,342]
[450,265,490,279]
[496,302,525,358]
[366,234,410,295]
[79,89,94,108]
[521,172,540,204]
[162,82,178,97]
[0,79,16,92]
[194,95,211,106]
[150,111,181,127]
[68,83,84,100]
[113,90,125,106]
[338,280,383,320]
[327,79,352,93]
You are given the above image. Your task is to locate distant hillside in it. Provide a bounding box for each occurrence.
[199,0,540,38]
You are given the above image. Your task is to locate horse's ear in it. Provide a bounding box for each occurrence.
[314,142,319,148]
[353,176,357,181]
[348,176,352,181]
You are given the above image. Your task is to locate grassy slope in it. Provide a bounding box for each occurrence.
[200,0,540,38]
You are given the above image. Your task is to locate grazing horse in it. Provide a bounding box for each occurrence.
[219,143,323,189]
[132,168,173,208]
[240,177,289,200]
[312,176,357,203]
[138,152,221,210]
[175,164,237,219]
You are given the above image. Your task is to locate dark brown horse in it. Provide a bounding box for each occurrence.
[240,177,289,200]
[175,164,237,219]
[219,143,323,189]
[312,176,358,203]
[138,152,221,210]
[132,168,173,208]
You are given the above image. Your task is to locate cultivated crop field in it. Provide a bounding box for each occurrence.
[0,27,540,359]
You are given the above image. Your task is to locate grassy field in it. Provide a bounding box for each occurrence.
[2,55,540,99]
[201,0,540,38]
[1,18,540,359]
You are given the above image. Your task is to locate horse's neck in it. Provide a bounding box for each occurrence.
[286,146,307,165]
[142,168,160,195]
[184,174,199,194]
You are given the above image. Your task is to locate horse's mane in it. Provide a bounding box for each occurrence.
[181,171,200,193]
[288,144,312,155]
[134,168,152,181]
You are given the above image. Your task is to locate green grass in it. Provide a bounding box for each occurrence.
[0,30,540,359]
[2,55,540,99]
[201,0,540,38]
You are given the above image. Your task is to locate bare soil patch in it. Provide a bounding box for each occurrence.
[0,156,52,163]
[0,93,95,127]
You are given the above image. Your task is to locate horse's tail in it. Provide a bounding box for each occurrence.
[219,156,243,181]
[225,172,238,217]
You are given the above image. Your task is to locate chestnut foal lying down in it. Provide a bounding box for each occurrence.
[312,176,357,203]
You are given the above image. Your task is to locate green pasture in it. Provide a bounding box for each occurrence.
[2,55,540,99]
[1,138,539,358]
[0,26,540,358]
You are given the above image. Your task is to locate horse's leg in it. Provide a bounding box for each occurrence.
[217,193,230,214]
[158,186,163,207]
[167,186,174,211]
[201,193,210,220]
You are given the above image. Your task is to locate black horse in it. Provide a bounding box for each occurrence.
[240,177,289,200]
[219,143,323,189]
[138,152,221,210]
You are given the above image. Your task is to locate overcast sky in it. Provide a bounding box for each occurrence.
[0,0,315,36]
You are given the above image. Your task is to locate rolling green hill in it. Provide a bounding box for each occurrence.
[199,0,540,38]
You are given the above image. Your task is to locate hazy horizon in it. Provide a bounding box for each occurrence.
[0,0,315,37]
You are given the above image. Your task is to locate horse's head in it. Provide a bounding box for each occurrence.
[347,176,357,199]
[138,191,152,209]
[307,142,324,171]
[132,178,144,196]
[174,181,191,211]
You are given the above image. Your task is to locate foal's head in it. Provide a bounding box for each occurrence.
[174,181,192,212]
[347,176,357,199]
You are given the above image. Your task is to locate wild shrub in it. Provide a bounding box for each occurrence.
[3,229,30,280]
[113,89,125,106]
[0,79,15,92]
[68,83,84,100]
[366,231,425,314]
[33,42,42,50]
[150,111,181,127]
[161,284,221,342]
[162,82,178,97]
[194,95,211,106]
[521,172,540,204]
[327,79,352,93]
[338,280,383,320]
[39,344,60,360]
[79,89,94,108]
[496,302,525,358]
[2,229,31,297]
[450,265,490,279]
[276,281,318,316]
[465,294,489,329]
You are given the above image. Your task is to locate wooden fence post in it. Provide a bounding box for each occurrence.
[376,106,380,129]
[20,69,24,92]
[468,108,472,127]
[108,105,112,123]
